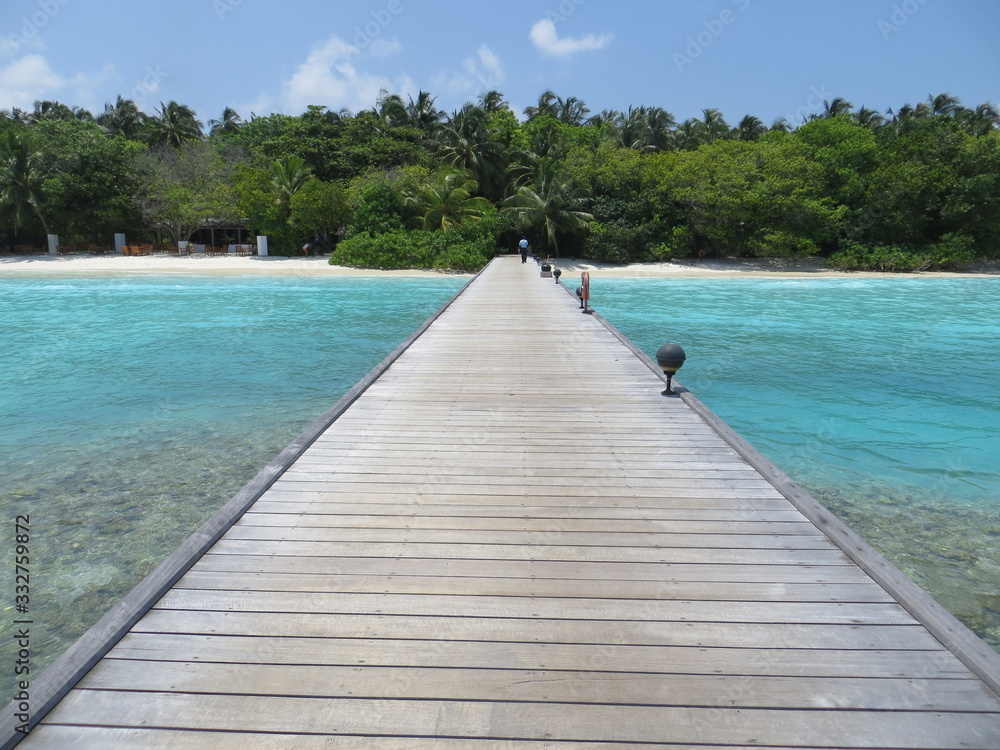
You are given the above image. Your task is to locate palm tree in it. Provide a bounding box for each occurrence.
[373,89,408,130]
[97,96,146,139]
[674,119,706,150]
[148,101,203,146]
[0,130,52,235]
[26,100,75,123]
[769,117,792,133]
[606,107,639,150]
[524,90,561,121]
[269,156,314,212]
[957,103,1000,136]
[406,90,444,136]
[822,98,854,118]
[588,109,620,128]
[208,107,242,136]
[642,106,677,151]
[436,104,508,202]
[503,164,593,257]
[477,90,508,114]
[556,96,590,126]
[735,114,766,141]
[927,92,961,117]
[854,106,885,129]
[404,171,492,231]
[697,108,730,142]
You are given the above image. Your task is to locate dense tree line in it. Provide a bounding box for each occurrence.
[1,89,998,271]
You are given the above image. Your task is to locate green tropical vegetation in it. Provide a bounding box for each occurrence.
[1,89,999,271]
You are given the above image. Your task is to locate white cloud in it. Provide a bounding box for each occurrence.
[433,44,505,102]
[0,37,20,58]
[67,62,116,110]
[369,37,402,58]
[283,34,407,115]
[0,55,118,113]
[0,54,63,110]
[235,93,278,119]
[529,18,613,57]
[1,26,47,58]
[472,45,504,87]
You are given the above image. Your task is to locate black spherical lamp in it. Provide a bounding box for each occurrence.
[655,343,686,396]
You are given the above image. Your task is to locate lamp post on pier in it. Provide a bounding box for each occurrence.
[655,343,686,396]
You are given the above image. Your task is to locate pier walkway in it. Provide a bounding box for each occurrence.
[7,256,1000,747]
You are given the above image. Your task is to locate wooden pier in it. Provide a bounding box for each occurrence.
[5,255,1000,748]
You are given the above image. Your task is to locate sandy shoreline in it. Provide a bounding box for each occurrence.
[0,254,444,277]
[1,252,997,279]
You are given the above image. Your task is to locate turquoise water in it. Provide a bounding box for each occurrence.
[1,273,998,704]
[0,274,468,698]
[592,276,1000,647]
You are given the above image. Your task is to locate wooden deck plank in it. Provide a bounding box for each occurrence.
[153,588,916,624]
[78,660,1000,711]
[235,514,819,534]
[192,553,866,582]
[219,526,835,549]
[266,480,789,496]
[244,500,814,520]
[134,609,943,650]
[243,506,808,530]
[258,485,791,500]
[15,728,793,750]
[105,631,968,677]
[10,256,1000,750]
[206,538,854,564]
[173,569,895,602]
[35,692,1000,748]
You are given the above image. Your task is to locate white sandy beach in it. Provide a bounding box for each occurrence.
[0,253,443,277]
[0,252,997,278]
[550,256,1000,279]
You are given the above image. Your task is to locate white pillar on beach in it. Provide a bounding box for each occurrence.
[47,234,59,256]
[257,235,268,256]
[114,233,126,254]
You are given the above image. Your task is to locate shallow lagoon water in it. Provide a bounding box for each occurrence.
[1,272,998,702]
[592,276,1000,649]
[0,274,468,698]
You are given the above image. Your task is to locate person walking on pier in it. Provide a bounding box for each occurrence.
[519,237,529,263]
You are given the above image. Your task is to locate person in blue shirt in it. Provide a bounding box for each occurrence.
[519,237,529,263]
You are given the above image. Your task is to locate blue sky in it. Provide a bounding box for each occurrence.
[1,0,998,127]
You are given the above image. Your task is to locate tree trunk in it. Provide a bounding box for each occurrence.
[33,205,51,237]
